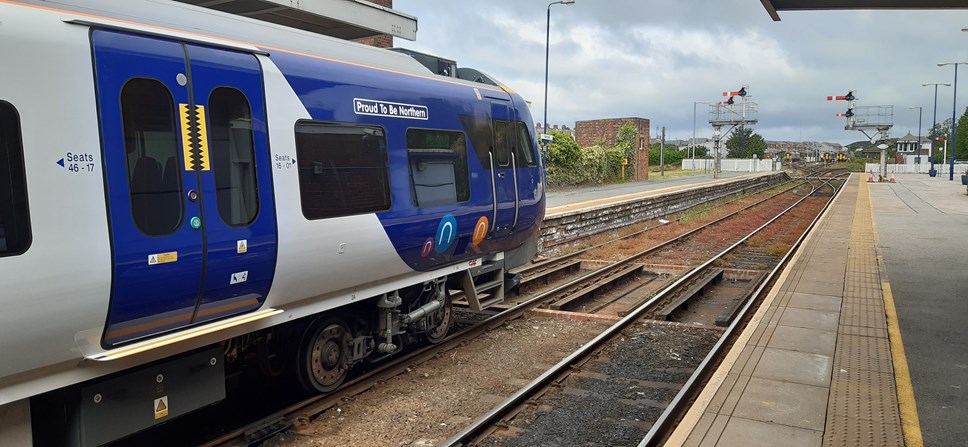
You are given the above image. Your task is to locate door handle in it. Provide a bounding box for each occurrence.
[497,172,506,178]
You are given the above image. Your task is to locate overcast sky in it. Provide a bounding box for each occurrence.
[393,0,968,146]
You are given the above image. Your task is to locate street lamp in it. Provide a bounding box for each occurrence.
[542,0,576,157]
[909,106,922,168]
[692,101,709,175]
[922,82,951,174]
[938,62,968,180]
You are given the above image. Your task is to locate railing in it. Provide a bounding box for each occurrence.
[680,158,780,173]
[864,162,968,175]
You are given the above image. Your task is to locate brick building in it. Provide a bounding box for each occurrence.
[354,0,394,47]
[575,117,651,180]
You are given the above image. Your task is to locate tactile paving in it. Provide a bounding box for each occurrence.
[824,177,903,447]
[676,176,906,447]
[823,415,904,447]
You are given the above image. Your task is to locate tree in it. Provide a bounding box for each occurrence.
[545,129,582,169]
[725,126,767,158]
[929,118,952,142]
[929,118,954,163]
[615,123,639,173]
[955,106,968,160]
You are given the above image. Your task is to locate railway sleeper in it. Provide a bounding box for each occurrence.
[655,269,725,321]
[715,271,767,327]
[550,263,645,311]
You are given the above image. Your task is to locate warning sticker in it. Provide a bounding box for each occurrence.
[154,396,169,420]
[148,252,178,265]
[230,271,249,285]
[237,239,247,254]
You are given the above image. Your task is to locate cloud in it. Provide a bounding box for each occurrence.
[394,0,968,144]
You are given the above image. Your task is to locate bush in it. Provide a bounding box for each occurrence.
[544,127,637,187]
[546,145,627,186]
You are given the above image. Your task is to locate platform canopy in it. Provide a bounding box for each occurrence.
[760,0,968,21]
[175,0,417,41]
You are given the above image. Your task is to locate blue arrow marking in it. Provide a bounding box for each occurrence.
[56,158,64,167]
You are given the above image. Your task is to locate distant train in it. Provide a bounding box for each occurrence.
[0,0,545,445]
[821,152,848,163]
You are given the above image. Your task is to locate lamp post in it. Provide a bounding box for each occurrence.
[692,101,709,175]
[542,0,575,158]
[909,106,922,169]
[923,82,951,174]
[938,62,968,180]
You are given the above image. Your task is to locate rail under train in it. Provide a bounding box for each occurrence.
[0,0,546,444]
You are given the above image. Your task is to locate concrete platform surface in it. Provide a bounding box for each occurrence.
[667,174,916,446]
[867,176,968,447]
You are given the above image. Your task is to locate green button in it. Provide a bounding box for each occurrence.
[190,216,201,229]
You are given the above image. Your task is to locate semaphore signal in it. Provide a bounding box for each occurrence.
[826,90,855,101]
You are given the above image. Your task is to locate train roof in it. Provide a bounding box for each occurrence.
[11,0,434,77]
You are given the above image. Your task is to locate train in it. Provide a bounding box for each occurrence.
[0,0,545,445]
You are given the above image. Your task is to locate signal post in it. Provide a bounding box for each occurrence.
[829,91,894,179]
[709,85,758,178]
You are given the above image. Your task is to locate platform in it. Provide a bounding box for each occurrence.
[545,171,758,212]
[662,173,968,446]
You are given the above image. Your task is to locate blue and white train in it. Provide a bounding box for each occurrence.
[0,0,545,444]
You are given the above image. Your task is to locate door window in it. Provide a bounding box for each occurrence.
[208,87,259,226]
[406,128,470,207]
[494,120,509,166]
[120,78,183,236]
[0,101,30,256]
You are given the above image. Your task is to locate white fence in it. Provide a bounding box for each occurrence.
[864,163,968,175]
[681,158,780,173]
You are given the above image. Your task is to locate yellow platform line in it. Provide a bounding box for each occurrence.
[881,279,923,447]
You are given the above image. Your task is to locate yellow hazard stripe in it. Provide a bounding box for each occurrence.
[195,105,210,171]
[882,275,924,446]
[179,103,193,171]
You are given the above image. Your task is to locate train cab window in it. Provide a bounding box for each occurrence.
[494,120,510,167]
[121,79,183,236]
[515,122,538,167]
[208,88,259,226]
[406,129,470,207]
[459,114,494,170]
[0,101,30,256]
[294,122,390,219]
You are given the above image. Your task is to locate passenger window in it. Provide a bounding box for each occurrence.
[407,129,470,207]
[0,101,30,256]
[208,88,259,226]
[494,120,509,166]
[120,79,183,236]
[294,122,391,219]
[515,122,538,167]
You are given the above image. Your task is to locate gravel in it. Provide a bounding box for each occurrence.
[480,323,720,447]
[261,315,612,447]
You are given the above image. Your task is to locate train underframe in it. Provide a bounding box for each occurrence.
[28,266,515,446]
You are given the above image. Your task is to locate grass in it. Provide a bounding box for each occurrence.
[646,166,706,179]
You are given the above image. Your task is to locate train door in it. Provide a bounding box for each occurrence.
[93,30,276,346]
[490,101,518,235]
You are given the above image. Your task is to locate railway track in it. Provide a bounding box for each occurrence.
[504,179,807,301]
[117,174,845,446]
[443,174,846,446]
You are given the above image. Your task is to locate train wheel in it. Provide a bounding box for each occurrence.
[297,318,352,393]
[425,290,453,344]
